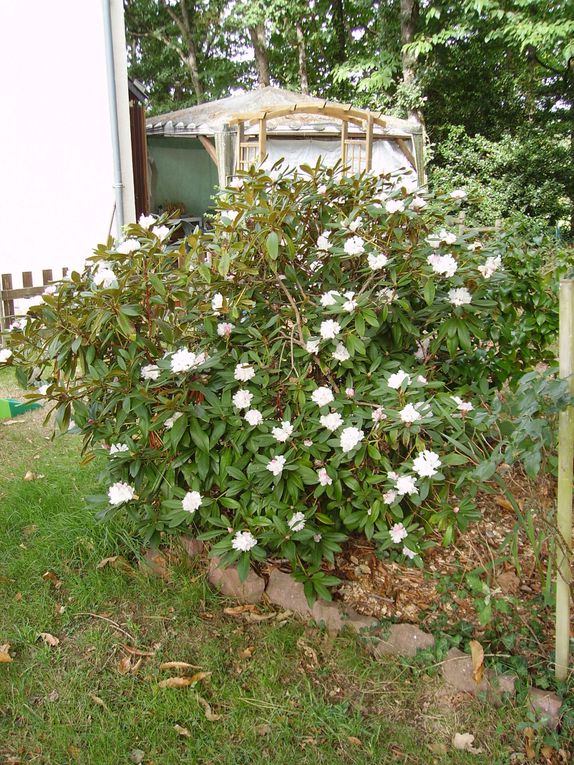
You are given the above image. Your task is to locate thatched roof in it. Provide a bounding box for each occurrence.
[146,86,419,138]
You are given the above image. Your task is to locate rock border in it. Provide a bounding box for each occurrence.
[180,537,563,730]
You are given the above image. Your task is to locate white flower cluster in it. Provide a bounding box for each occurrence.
[233,389,253,409]
[182,490,202,513]
[0,348,12,363]
[170,348,208,373]
[477,255,502,279]
[232,530,257,551]
[272,421,293,442]
[448,287,472,307]
[108,482,136,505]
[311,386,334,407]
[234,363,255,382]
[340,426,364,453]
[427,253,458,278]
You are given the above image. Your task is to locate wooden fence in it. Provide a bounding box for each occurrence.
[0,268,68,334]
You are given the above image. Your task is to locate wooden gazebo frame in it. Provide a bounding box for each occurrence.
[228,101,419,178]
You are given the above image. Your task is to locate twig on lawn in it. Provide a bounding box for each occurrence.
[73,612,136,643]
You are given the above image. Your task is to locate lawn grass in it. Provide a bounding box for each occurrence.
[0,369,548,764]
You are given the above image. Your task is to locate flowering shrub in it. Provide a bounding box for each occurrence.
[2,165,557,600]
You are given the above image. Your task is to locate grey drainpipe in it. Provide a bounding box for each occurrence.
[102,0,124,236]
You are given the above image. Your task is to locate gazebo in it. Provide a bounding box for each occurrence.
[146,86,425,221]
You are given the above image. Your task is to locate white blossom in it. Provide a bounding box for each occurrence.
[304,439,313,447]
[244,409,263,426]
[272,421,293,442]
[311,386,334,407]
[217,322,234,337]
[468,240,483,252]
[332,343,350,362]
[317,468,332,486]
[345,387,355,398]
[342,291,358,312]
[388,369,411,389]
[412,450,442,478]
[109,443,129,455]
[288,512,306,532]
[399,403,422,424]
[309,260,323,272]
[165,412,183,430]
[234,363,255,382]
[116,238,141,254]
[347,216,363,232]
[182,490,202,513]
[153,225,171,242]
[320,411,343,432]
[320,290,340,307]
[410,196,427,211]
[389,522,408,543]
[141,364,160,381]
[417,375,428,385]
[0,348,12,363]
[170,348,205,373]
[232,530,257,551]
[448,287,472,307]
[383,489,397,504]
[377,287,397,304]
[340,426,364,453]
[313,533,322,543]
[223,210,239,222]
[367,252,388,271]
[403,545,416,559]
[343,236,365,256]
[139,214,156,229]
[317,184,327,195]
[317,232,332,251]
[232,389,253,409]
[452,396,473,413]
[372,407,386,423]
[43,284,58,296]
[477,255,502,279]
[108,482,136,505]
[266,455,286,477]
[93,266,117,289]
[450,189,467,199]
[212,292,224,312]
[427,253,458,277]
[306,338,320,353]
[37,384,49,396]
[385,199,405,214]
[395,475,418,495]
[320,319,341,340]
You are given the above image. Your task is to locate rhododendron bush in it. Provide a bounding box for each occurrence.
[2,165,557,599]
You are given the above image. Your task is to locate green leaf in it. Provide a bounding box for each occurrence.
[266,231,279,260]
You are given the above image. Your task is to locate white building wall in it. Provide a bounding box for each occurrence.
[0,0,131,303]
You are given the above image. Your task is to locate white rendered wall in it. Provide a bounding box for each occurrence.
[0,0,131,300]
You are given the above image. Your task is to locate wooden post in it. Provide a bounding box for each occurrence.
[556,278,574,680]
[22,272,33,289]
[458,210,466,236]
[1,274,14,328]
[341,119,348,175]
[236,120,245,173]
[42,269,53,285]
[258,117,267,164]
[365,113,373,172]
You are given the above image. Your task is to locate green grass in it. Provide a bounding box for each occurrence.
[0,369,545,764]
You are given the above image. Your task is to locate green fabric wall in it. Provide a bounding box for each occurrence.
[148,137,219,217]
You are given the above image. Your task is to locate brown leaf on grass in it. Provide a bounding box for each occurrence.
[159,661,202,671]
[523,727,536,760]
[24,471,44,481]
[347,736,362,746]
[174,724,192,738]
[239,646,255,659]
[427,742,448,755]
[38,632,60,647]
[197,695,222,721]
[158,672,211,689]
[494,495,515,511]
[124,645,156,657]
[0,576,16,584]
[22,525,38,537]
[15,592,22,602]
[452,733,483,754]
[0,643,13,663]
[42,571,63,589]
[117,656,132,675]
[223,604,258,615]
[469,639,485,684]
[255,724,271,736]
[89,694,110,711]
[96,555,135,574]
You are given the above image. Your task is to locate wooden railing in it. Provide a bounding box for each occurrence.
[0,268,68,333]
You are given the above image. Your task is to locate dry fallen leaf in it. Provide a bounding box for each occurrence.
[46,689,60,702]
[38,632,60,647]
[96,555,135,574]
[347,736,362,746]
[223,604,258,615]
[15,592,22,602]
[427,742,448,756]
[0,643,13,663]
[452,733,483,754]
[42,571,63,589]
[24,470,44,481]
[239,646,255,659]
[158,671,211,689]
[159,661,202,671]
[523,726,536,760]
[124,645,156,657]
[174,723,192,738]
[469,639,485,684]
[197,695,222,721]
[494,495,515,512]
[89,694,110,711]
[255,724,271,736]
[117,655,132,675]
[0,576,15,584]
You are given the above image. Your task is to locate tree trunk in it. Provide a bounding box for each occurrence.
[296,23,309,94]
[249,24,271,87]
[185,38,204,103]
[400,0,423,123]
[330,0,346,63]
[161,0,204,103]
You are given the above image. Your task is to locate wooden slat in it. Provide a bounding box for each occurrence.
[22,272,33,288]
[228,103,387,129]
[198,135,218,165]
[365,113,373,172]
[258,117,267,162]
[236,120,245,172]
[2,286,45,300]
[42,269,53,285]
[1,273,14,326]
[341,120,348,172]
[396,138,416,169]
